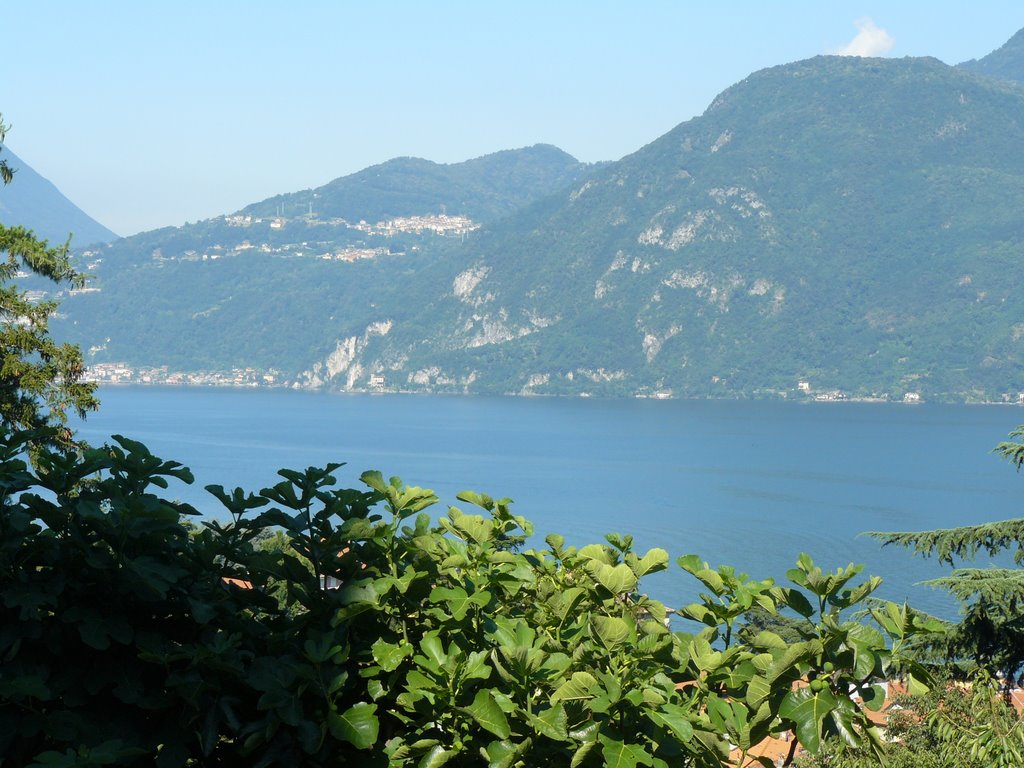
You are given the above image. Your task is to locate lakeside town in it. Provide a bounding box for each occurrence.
[81,361,962,404]
[83,363,284,389]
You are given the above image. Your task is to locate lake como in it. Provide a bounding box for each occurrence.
[74,387,1024,617]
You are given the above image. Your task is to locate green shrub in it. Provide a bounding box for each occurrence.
[0,426,936,767]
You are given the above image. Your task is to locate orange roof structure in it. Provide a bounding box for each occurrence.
[221,576,254,590]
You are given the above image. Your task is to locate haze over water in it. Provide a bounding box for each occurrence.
[76,388,1024,618]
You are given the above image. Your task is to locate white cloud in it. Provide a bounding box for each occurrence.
[833,18,895,57]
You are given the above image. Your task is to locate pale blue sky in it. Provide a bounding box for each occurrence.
[5,2,1024,236]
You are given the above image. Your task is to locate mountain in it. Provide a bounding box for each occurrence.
[959,27,1024,86]
[55,41,1024,403]
[54,145,593,374]
[84,144,590,271]
[0,145,118,245]
[329,54,1024,401]
[243,144,590,224]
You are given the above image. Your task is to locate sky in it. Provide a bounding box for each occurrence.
[4,2,1024,237]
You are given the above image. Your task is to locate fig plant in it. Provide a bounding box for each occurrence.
[0,425,936,767]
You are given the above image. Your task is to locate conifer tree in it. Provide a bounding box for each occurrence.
[0,114,97,447]
[872,427,1024,686]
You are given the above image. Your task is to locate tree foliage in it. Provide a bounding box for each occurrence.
[865,426,1024,767]
[0,424,937,767]
[796,669,1023,768]
[0,115,97,446]
[872,426,1024,686]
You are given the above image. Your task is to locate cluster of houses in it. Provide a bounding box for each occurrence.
[796,380,924,403]
[144,211,479,266]
[84,363,279,388]
[349,213,479,238]
[223,210,478,237]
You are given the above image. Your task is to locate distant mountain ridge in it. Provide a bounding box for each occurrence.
[54,26,1024,402]
[242,144,589,224]
[54,144,595,376]
[0,144,117,245]
[83,144,592,273]
[330,53,1024,400]
[959,27,1024,86]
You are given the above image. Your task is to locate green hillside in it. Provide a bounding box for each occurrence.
[55,145,591,375]
[242,144,589,224]
[56,36,1024,402]
[960,27,1024,86]
[386,55,1024,401]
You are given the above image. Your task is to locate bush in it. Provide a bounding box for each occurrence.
[0,426,936,767]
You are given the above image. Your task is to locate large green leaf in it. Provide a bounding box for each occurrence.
[750,630,788,651]
[430,585,490,620]
[578,543,615,565]
[783,588,815,618]
[462,689,511,739]
[360,470,388,494]
[588,561,638,595]
[678,556,726,595]
[462,649,491,681]
[598,734,654,768]
[905,662,931,696]
[859,683,886,712]
[828,697,866,749]
[591,615,631,650]
[418,634,447,672]
[372,638,413,672]
[551,671,598,703]
[718,659,757,691]
[338,577,379,607]
[526,704,568,741]
[745,674,771,710]
[442,509,493,544]
[304,630,344,664]
[126,556,185,598]
[778,687,838,754]
[688,634,723,672]
[548,587,586,623]
[627,548,669,578]
[417,745,457,768]
[482,738,532,768]
[647,704,695,744]
[0,674,50,701]
[765,640,814,684]
[570,740,597,768]
[328,702,379,749]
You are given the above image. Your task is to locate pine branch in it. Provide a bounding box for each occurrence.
[995,426,1024,470]
[922,568,1024,604]
[868,518,1024,565]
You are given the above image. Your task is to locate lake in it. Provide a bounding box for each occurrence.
[73,387,1024,617]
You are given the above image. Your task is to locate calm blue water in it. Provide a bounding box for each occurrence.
[74,388,1024,617]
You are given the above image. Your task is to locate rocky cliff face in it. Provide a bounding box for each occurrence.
[57,33,1024,402]
[297,54,1024,401]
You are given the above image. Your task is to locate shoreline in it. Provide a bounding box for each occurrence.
[86,379,1024,407]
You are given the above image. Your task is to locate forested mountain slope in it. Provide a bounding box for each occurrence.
[55,145,593,375]
[56,34,1024,401]
[960,27,1024,86]
[283,55,1024,400]
[242,143,589,224]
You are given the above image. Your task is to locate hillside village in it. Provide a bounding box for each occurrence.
[59,211,482,275]
[182,210,481,263]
